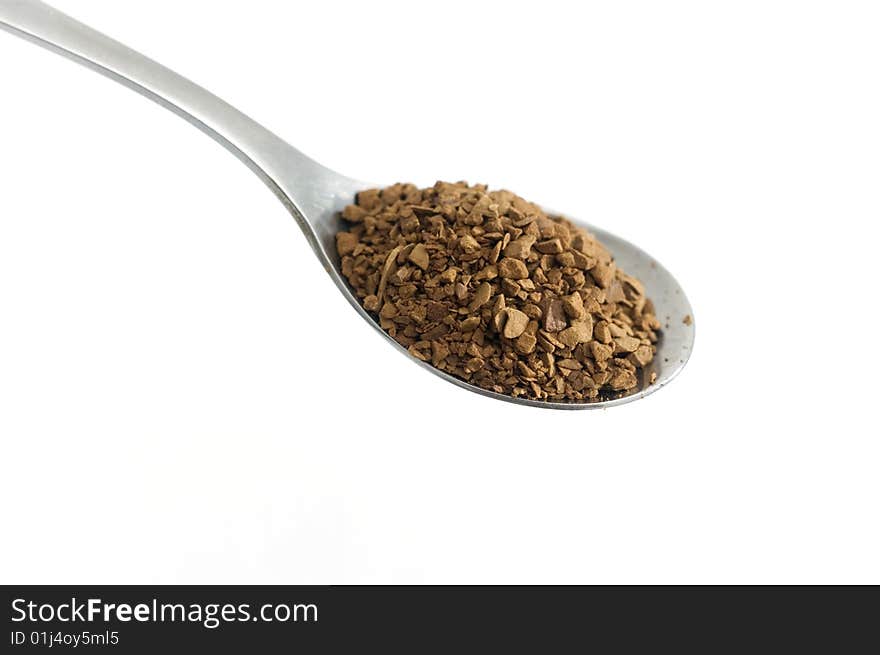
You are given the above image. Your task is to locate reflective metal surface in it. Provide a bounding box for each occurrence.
[0,0,694,409]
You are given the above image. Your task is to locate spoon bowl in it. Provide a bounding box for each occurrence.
[325,205,694,409]
[1,0,694,409]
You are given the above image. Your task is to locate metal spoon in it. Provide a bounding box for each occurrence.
[0,0,694,410]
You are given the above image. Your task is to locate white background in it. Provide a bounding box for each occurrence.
[1,1,878,584]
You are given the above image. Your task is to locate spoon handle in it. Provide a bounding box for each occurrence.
[0,0,346,234]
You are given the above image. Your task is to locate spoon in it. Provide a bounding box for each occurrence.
[0,0,694,410]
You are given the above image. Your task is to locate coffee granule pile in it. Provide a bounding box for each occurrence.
[336,182,660,402]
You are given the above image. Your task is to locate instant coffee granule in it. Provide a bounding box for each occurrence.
[336,182,661,402]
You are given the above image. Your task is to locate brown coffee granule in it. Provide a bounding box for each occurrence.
[336,181,661,402]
